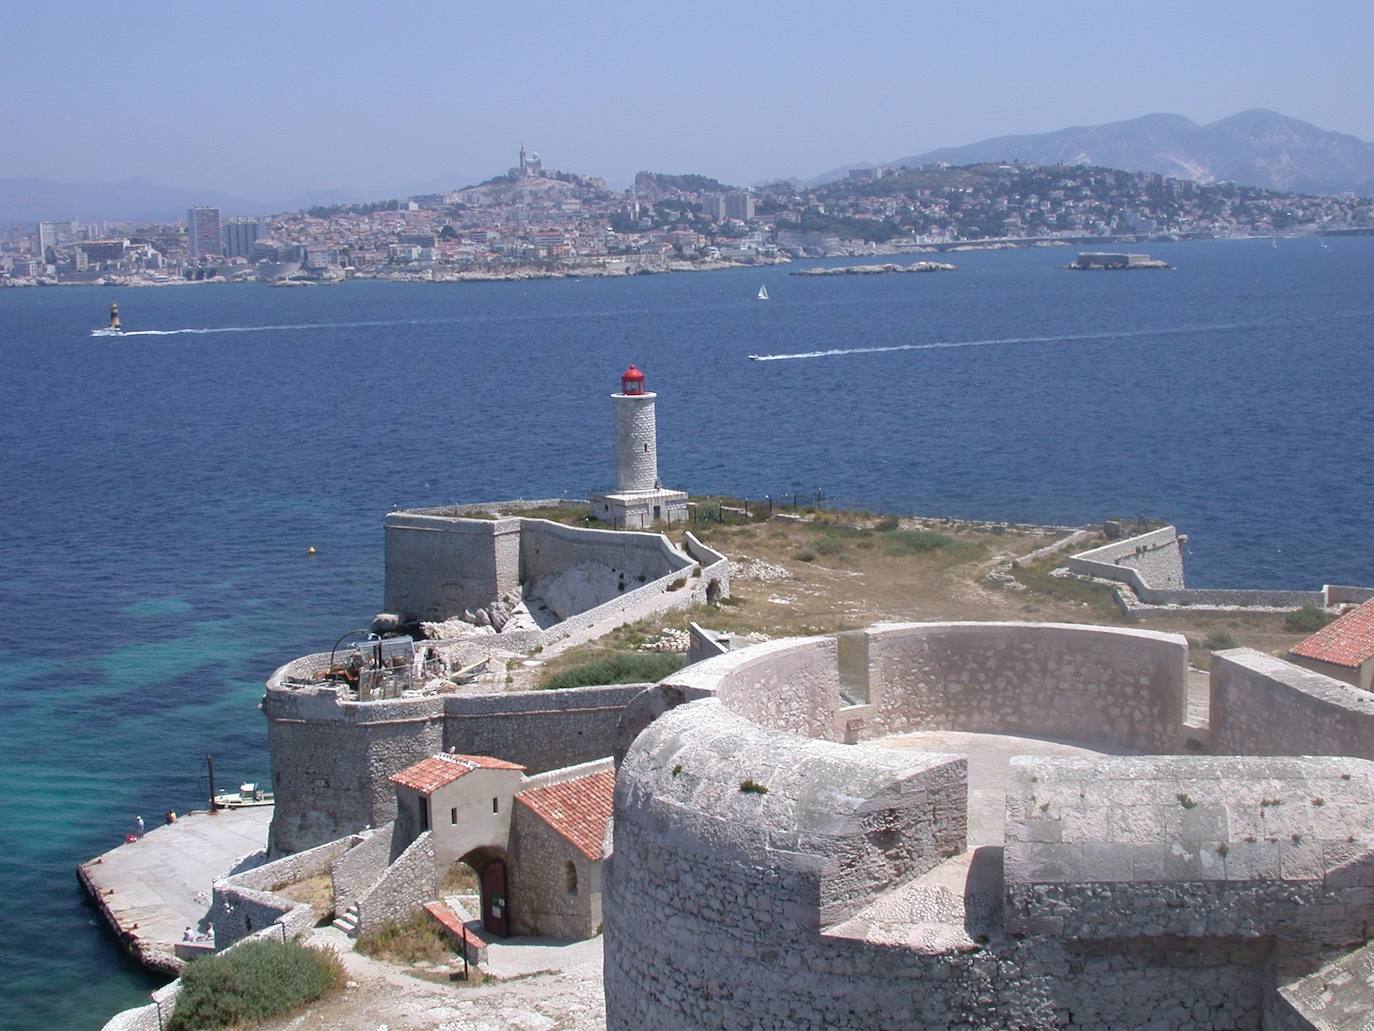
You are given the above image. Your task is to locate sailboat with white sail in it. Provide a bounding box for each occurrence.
[757,285,769,300]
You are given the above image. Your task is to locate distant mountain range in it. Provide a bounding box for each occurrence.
[0,176,362,224]
[815,110,1374,197]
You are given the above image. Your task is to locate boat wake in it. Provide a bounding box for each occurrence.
[746,313,1373,362]
[95,316,462,338]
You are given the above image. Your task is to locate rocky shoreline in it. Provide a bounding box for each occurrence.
[791,260,956,276]
[1,255,790,289]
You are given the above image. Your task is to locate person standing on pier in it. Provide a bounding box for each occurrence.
[135,816,144,838]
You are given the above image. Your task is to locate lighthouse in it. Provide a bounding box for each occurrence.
[589,365,688,529]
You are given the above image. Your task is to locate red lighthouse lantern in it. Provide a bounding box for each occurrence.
[620,364,646,395]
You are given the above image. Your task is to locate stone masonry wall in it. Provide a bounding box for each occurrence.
[1211,649,1374,759]
[606,699,1268,1030]
[331,822,398,913]
[210,836,355,950]
[509,803,599,939]
[355,830,437,934]
[384,512,521,622]
[1069,526,1187,589]
[518,518,684,586]
[861,621,1188,752]
[265,678,643,855]
[1069,526,1325,610]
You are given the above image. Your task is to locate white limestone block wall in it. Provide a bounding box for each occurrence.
[1211,648,1374,759]
[860,621,1189,752]
[613,391,657,491]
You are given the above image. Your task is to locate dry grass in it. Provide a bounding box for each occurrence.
[532,508,1318,678]
[356,910,453,965]
[272,872,335,923]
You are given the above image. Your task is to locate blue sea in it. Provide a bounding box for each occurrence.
[2,238,1372,1028]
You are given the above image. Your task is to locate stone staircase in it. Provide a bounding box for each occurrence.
[331,902,360,937]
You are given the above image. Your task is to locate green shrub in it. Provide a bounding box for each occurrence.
[813,537,844,556]
[794,549,817,563]
[739,779,769,794]
[874,516,901,532]
[1285,606,1334,634]
[1204,630,1238,651]
[541,651,686,690]
[168,940,344,1031]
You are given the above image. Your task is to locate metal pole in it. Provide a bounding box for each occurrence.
[207,754,218,814]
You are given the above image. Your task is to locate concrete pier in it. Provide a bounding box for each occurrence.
[78,806,273,973]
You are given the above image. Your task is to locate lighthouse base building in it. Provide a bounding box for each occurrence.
[589,364,688,529]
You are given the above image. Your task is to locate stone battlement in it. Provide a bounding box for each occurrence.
[606,621,1374,1030]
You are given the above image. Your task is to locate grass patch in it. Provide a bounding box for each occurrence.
[874,516,901,532]
[739,779,769,794]
[1012,561,1122,622]
[540,650,685,690]
[1285,606,1334,634]
[794,549,817,563]
[168,939,344,1031]
[813,537,845,556]
[881,529,974,557]
[356,909,452,965]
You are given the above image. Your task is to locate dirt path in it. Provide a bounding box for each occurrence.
[257,927,606,1031]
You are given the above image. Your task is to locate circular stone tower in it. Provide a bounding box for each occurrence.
[613,364,657,492]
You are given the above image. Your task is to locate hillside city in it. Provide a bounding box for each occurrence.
[4,145,1372,287]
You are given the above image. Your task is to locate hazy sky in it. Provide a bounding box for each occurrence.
[5,0,1372,197]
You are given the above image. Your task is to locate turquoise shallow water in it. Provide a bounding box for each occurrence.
[1,238,1372,1028]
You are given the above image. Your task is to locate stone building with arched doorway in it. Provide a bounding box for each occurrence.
[388,752,613,941]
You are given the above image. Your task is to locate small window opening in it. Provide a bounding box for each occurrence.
[419,800,430,832]
[492,797,499,814]
[450,807,458,825]
[643,443,649,452]
[565,861,578,895]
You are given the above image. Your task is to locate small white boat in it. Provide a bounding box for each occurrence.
[213,783,274,809]
[757,285,769,301]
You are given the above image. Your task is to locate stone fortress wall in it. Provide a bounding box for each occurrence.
[264,676,646,855]
[1065,525,1363,617]
[606,622,1374,1030]
[382,502,729,652]
[267,503,731,856]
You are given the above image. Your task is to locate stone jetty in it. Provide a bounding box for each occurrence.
[791,260,956,276]
[78,806,273,973]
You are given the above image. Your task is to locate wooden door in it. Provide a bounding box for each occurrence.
[481,860,509,937]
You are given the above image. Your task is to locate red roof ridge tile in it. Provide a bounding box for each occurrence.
[515,769,616,861]
[1290,598,1374,670]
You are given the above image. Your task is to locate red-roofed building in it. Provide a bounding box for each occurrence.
[1289,598,1374,692]
[509,766,615,939]
[390,753,527,880]
[385,753,613,941]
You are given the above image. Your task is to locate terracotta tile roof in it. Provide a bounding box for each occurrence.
[1290,598,1374,670]
[516,770,616,861]
[389,753,526,795]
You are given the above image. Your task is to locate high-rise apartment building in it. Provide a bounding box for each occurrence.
[222,217,264,259]
[724,191,755,220]
[37,219,80,257]
[187,206,223,258]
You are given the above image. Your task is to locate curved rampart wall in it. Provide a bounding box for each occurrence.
[606,696,1270,1031]
[861,622,1188,752]
[649,621,1188,754]
[517,518,687,585]
[264,672,645,855]
[1211,649,1374,759]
